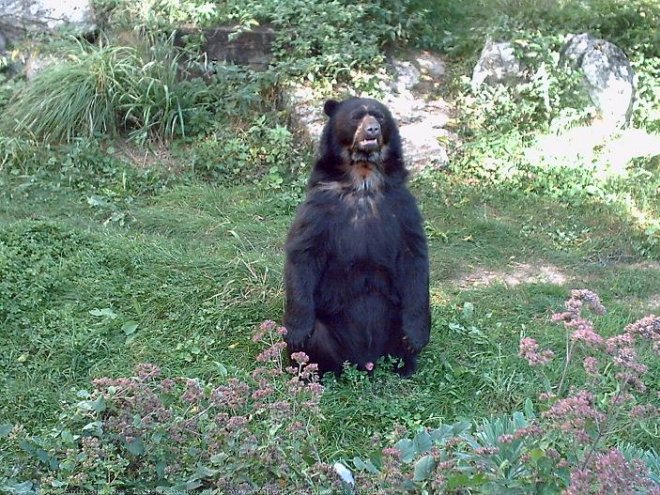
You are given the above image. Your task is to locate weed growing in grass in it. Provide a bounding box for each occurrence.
[346,289,659,493]
[186,115,308,211]
[2,321,340,493]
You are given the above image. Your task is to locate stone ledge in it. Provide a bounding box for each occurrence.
[176,25,276,70]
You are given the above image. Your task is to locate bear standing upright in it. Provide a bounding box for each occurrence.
[283,97,430,376]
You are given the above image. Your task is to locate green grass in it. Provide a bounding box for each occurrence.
[2,150,658,460]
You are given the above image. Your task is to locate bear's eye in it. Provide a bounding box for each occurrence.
[351,113,365,122]
[371,111,385,121]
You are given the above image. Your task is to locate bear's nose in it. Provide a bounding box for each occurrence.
[363,119,381,139]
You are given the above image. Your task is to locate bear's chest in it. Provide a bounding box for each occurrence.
[330,191,402,263]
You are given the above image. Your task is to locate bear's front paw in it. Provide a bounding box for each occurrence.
[284,329,310,351]
[402,334,426,354]
[396,354,418,378]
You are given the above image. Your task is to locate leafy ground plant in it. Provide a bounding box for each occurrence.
[346,290,660,494]
[2,322,343,494]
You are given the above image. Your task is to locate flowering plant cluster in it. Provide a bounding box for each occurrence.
[6,321,342,494]
[347,289,659,494]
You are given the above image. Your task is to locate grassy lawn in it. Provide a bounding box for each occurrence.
[2,155,658,458]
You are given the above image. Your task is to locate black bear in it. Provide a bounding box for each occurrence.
[283,97,430,376]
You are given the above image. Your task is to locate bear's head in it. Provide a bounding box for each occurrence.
[324,97,394,162]
[314,97,405,188]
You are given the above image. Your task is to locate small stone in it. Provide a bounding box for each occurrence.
[471,40,526,89]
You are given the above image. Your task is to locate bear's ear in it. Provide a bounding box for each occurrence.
[324,99,341,117]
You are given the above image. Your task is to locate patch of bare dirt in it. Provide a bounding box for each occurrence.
[457,263,570,289]
[109,139,184,173]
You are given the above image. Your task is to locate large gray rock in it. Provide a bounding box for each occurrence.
[0,0,96,41]
[472,40,526,89]
[561,33,635,128]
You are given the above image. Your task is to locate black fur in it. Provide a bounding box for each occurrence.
[284,97,430,376]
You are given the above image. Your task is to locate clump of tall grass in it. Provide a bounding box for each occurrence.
[2,41,134,142]
[1,37,207,144]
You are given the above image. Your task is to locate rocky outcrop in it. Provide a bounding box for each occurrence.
[0,0,96,43]
[288,51,455,173]
[471,34,635,129]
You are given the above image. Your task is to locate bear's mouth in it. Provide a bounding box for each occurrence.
[356,139,380,152]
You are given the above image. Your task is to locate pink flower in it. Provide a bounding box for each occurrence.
[211,379,250,409]
[134,363,161,381]
[605,333,634,354]
[251,386,274,400]
[253,320,277,342]
[226,415,248,431]
[513,424,543,440]
[552,290,607,344]
[474,446,499,456]
[538,392,556,402]
[630,404,658,418]
[564,448,655,495]
[498,434,514,444]
[569,289,606,315]
[543,390,605,444]
[624,314,660,356]
[615,372,647,393]
[256,341,288,362]
[306,382,324,395]
[624,315,659,341]
[382,447,401,459]
[290,351,310,366]
[569,320,604,347]
[583,356,599,376]
[610,346,648,374]
[159,378,176,393]
[181,379,203,403]
[519,337,555,366]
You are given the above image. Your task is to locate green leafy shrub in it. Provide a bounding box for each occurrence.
[416,0,659,57]
[188,117,293,181]
[0,222,92,325]
[94,0,219,32]
[185,115,307,210]
[1,137,172,200]
[0,72,20,112]
[94,0,425,83]
[448,27,657,247]
[0,136,50,173]
[460,32,592,137]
